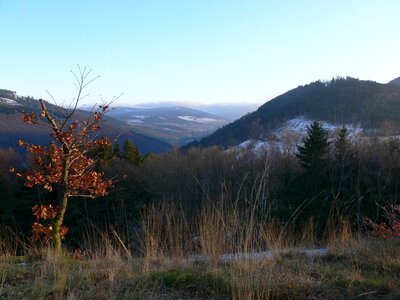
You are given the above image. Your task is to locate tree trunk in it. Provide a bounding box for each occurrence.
[52,192,68,252]
[52,155,70,252]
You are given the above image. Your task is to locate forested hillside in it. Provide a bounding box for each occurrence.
[192,77,400,148]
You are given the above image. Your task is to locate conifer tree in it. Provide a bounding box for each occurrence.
[332,125,355,202]
[294,121,331,227]
[94,144,114,161]
[334,126,349,164]
[113,142,121,158]
[296,121,330,172]
[123,139,142,165]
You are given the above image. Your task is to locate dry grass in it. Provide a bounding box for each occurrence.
[1,237,399,299]
[1,200,399,299]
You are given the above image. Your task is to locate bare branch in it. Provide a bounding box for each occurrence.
[39,99,60,134]
[45,90,58,106]
[60,66,100,130]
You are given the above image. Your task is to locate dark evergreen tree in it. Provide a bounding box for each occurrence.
[93,144,114,161]
[142,152,152,161]
[288,121,332,228]
[113,142,121,158]
[123,139,142,165]
[296,121,330,172]
[335,126,349,164]
[331,125,358,215]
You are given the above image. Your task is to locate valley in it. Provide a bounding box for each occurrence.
[107,106,228,145]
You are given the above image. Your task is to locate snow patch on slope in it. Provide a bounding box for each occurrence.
[178,115,222,123]
[275,116,363,137]
[0,97,21,106]
[128,119,144,124]
[235,116,364,155]
[133,115,149,119]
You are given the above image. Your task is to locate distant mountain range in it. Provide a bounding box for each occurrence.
[126,102,260,121]
[189,77,400,148]
[0,89,171,154]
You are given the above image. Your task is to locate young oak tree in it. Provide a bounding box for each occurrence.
[15,67,115,252]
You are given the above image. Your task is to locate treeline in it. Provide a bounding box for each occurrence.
[1,127,400,244]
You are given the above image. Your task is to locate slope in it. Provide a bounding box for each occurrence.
[190,77,400,148]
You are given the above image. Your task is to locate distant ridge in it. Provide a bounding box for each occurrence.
[0,89,171,154]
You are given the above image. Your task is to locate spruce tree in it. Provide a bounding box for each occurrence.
[296,121,330,172]
[113,142,121,158]
[123,139,142,165]
[332,125,355,203]
[294,121,331,229]
[334,126,349,164]
[95,144,114,161]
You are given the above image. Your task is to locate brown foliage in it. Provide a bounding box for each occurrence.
[31,204,68,243]
[14,67,115,247]
[365,205,400,240]
[17,92,115,194]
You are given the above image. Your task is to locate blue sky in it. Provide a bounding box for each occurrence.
[1,1,400,106]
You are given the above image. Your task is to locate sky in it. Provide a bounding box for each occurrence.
[1,1,400,106]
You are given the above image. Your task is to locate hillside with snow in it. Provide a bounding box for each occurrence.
[189,77,400,149]
[235,116,365,154]
[0,97,22,106]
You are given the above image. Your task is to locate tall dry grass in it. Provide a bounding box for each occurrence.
[2,196,399,299]
[139,195,354,268]
[0,223,33,256]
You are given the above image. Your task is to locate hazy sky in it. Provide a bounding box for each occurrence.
[1,1,400,106]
